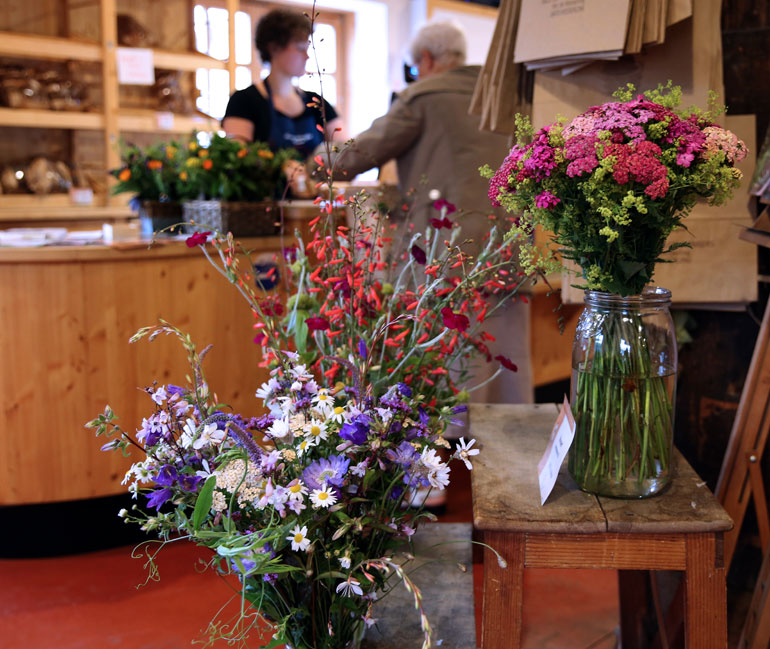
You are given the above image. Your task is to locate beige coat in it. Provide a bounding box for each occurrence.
[337,65,512,250]
[336,65,534,406]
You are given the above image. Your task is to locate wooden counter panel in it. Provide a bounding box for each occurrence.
[0,244,281,504]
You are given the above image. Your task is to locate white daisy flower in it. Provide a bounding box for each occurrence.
[428,464,451,490]
[310,484,338,508]
[454,437,480,470]
[420,447,444,471]
[193,423,226,450]
[335,577,363,597]
[286,524,311,552]
[327,405,347,424]
[312,389,334,412]
[296,437,316,457]
[255,377,280,401]
[304,419,328,442]
[286,479,308,501]
[267,418,291,439]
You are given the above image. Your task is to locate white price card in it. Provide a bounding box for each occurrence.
[116,47,155,85]
[537,397,576,506]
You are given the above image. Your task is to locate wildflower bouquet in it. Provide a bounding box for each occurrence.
[194,191,529,426]
[90,323,485,649]
[484,82,746,296]
[178,133,296,202]
[482,83,747,497]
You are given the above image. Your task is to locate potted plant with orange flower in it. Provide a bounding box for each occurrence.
[179,133,296,237]
[111,140,185,234]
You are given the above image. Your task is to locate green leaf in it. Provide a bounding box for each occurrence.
[192,476,216,531]
[315,569,348,581]
[295,311,309,353]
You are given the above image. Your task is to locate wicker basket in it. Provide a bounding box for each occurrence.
[182,200,278,236]
[139,200,184,235]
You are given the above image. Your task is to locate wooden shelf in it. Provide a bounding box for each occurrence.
[0,107,219,133]
[0,107,103,129]
[150,48,227,71]
[0,32,225,72]
[0,194,133,220]
[117,109,219,133]
[0,30,101,61]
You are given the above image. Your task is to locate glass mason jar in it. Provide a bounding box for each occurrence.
[568,287,677,498]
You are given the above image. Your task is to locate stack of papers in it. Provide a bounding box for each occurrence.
[514,0,693,75]
[0,228,68,247]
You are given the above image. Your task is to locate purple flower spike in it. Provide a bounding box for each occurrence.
[358,339,367,359]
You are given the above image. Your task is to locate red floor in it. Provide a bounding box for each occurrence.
[0,468,619,649]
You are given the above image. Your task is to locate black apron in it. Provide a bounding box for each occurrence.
[265,79,324,158]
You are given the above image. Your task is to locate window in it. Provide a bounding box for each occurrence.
[192,3,348,128]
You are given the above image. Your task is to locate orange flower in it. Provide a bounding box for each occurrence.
[237,148,248,158]
[147,160,163,170]
[179,171,188,181]
[117,168,131,181]
[257,149,274,159]
[198,149,209,158]
[202,159,213,170]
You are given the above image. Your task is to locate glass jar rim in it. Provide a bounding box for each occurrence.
[584,286,671,307]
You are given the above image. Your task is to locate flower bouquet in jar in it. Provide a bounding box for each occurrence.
[482,82,747,496]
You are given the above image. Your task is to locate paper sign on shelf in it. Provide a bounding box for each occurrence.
[537,397,576,506]
[116,47,155,85]
[156,112,175,130]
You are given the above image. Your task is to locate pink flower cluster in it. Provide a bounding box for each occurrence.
[702,126,748,164]
[489,93,746,208]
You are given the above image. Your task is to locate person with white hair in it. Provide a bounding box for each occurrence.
[330,20,534,409]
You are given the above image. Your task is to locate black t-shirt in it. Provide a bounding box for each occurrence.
[223,83,338,158]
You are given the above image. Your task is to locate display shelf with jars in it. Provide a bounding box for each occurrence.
[0,0,237,223]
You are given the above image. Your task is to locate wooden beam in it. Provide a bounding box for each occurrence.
[100,0,120,205]
[227,0,238,94]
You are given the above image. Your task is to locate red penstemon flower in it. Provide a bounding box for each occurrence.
[441,307,470,333]
[185,231,210,247]
[495,355,518,372]
[306,317,331,332]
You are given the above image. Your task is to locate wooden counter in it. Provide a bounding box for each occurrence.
[0,237,286,505]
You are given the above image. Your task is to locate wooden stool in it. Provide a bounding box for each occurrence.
[470,404,733,649]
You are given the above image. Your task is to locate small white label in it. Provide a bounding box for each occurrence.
[156,111,175,130]
[69,187,93,205]
[116,47,155,85]
[537,396,576,506]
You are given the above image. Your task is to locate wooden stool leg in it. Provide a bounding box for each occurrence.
[482,531,524,649]
[684,533,727,649]
[619,570,649,649]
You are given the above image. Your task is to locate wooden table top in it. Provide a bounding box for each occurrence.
[469,403,734,535]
